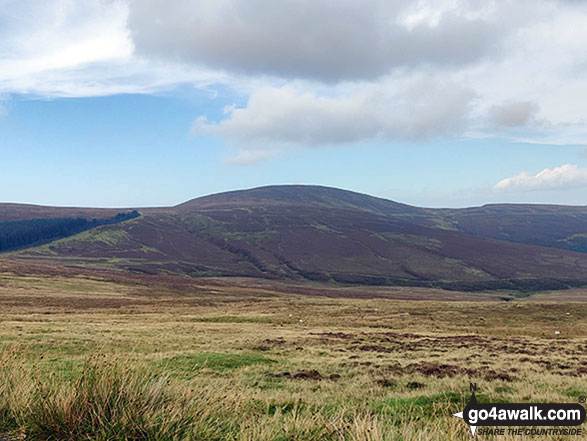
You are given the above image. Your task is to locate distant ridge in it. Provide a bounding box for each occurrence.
[3,185,587,292]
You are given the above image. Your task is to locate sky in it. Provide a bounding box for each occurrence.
[1,0,587,208]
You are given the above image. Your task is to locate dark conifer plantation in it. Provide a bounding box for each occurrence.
[0,211,139,252]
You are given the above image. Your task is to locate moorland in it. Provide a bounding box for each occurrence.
[0,260,585,440]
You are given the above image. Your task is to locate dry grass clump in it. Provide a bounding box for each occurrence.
[0,349,36,434]
[0,350,228,441]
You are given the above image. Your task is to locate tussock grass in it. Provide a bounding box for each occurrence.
[0,351,226,441]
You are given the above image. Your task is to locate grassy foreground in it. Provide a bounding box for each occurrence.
[0,264,586,440]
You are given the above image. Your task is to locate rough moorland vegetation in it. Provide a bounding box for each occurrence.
[0,265,585,440]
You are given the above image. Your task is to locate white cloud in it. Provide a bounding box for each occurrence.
[0,0,130,96]
[0,0,227,98]
[193,77,475,148]
[469,1,587,129]
[495,164,587,191]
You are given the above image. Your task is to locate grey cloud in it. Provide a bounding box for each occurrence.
[489,101,539,127]
[127,0,501,82]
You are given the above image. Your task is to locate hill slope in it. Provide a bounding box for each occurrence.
[441,204,587,253]
[4,185,587,291]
